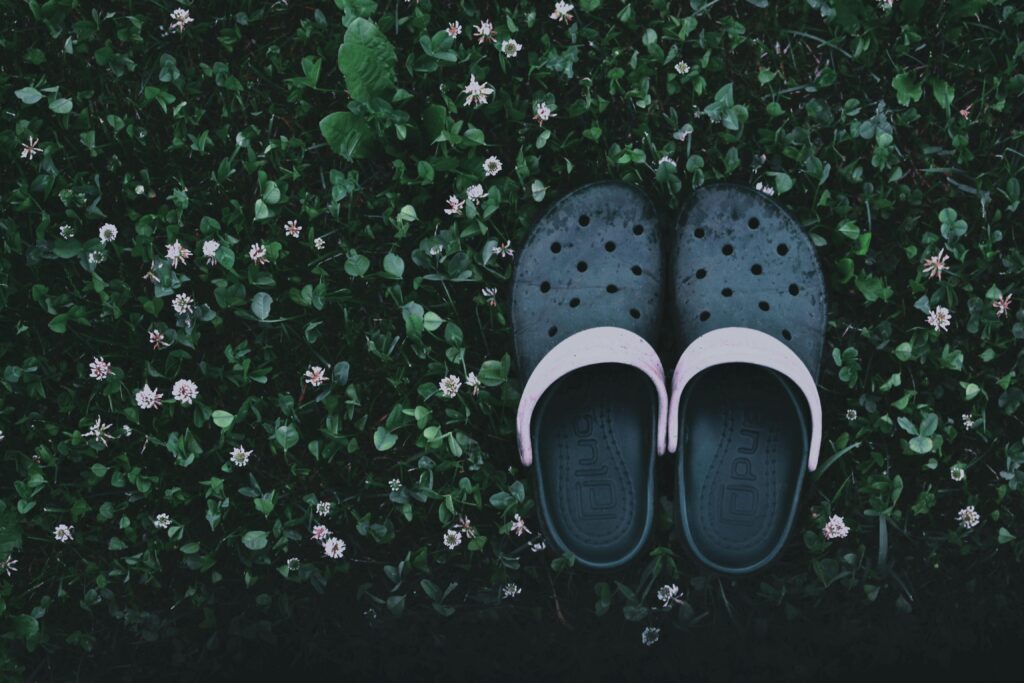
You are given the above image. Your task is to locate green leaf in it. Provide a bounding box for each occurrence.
[275,424,299,450]
[334,0,378,19]
[241,530,268,550]
[49,97,73,114]
[930,79,954,112]
[909,436,933,454]
[892,73,923,107]
[15,87,43,104]
[212,410,235,429]
[374,427,397,451]
[9,615,39,638]
[319,112,374,160]
[250,292,273,320]
[344,250,371,277]
[382,253,405,279]
[997,527,1016,544]
[338,18,397,104]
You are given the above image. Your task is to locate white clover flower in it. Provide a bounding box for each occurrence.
[673,127,693,142]
[754,181,775,196]
[121,425,133,436]
[501,583,522,599]
[170,7,194,32]
[530,539,547,552]
[462,74,495,107]
[674,60,691,75]
[154,513,172,529]
[993,293,1013,318]
[202,239,220,265]
[20,137,42,160]
[446,21,462,38]
[455,515,477,539]
[171,292,195,315]
[323,537,346,559]
[428,244,445,256]
[922,249,950,280]
[134,184,145,195]
[926,305,952,332]
[53,524,74,543]
[438,374,462,398]
[165,240,192,268]
[656,583,683,608]
[87,251,104,265]
[286,557,301,571]
[962,413,975,430]
[249,242,269,265]
[316,501,332,517]
[550,1,574,23]
[658,155,677,168]
[822,514,850,540]
[466,184,487,204]
[229,445,252,467]
[878,0,894,10]
[148,329,169,349]
[533,102,555,124]
[641,626,661,647]
[492,241,514,258]
[135,384,163,410]
[481,287,498,306]
[84,416,114,446]
[171,379,199,405]
[311,524,331,541]
[284,220,303,238]
[388,478,402,492]
[444,195,465,216]
[473,19,495,43]
[465,372,480,395]
[89,356,112,380]
[957,505,980,529]
[482,156,503,176]
[98,223,118,243]
[950,464,966,482]
[1,555,17,577]
[314,237,327,251]
[845,409,858,421]
[305,365,328,387]
[59,224,74,239]
[501,39,523,58]
[443,529,463,549]
[510,513,530,537]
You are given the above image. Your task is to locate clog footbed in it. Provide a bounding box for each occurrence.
[511,181,663,570]
[670,184,826,574]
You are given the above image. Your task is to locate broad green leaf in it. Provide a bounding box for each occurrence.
[374,427,397,451]
[242,530,268,550]
[338,18,397,103]
[275,424,299,450]
[250,292,273,320]
[15,87,43,104]
[49,97,73,114]
[382,252,405,279]
[892,73,922,106]
[212,410,235,429]
[319,112,374,160]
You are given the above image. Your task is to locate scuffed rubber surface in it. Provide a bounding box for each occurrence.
[676,365,808,574]
[671,183,826,378]
[512,181,663,570]
[671,184,825,574]
[512,181,662,379]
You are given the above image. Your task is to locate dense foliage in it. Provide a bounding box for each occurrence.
[1,0,1022,678]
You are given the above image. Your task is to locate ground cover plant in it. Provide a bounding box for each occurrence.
[1,0,1022,679]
